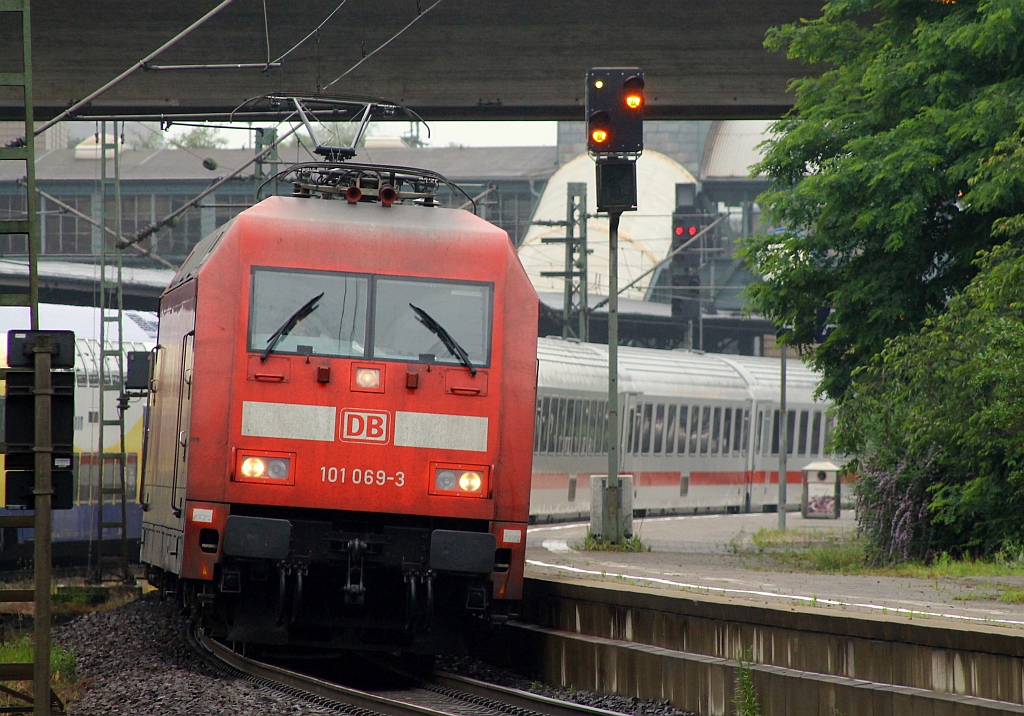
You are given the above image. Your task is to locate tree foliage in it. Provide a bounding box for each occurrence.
[741,0,1024,400]
[838,244,1024,562]
[175,126,229,150]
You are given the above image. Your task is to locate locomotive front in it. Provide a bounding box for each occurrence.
[141,189,538,652]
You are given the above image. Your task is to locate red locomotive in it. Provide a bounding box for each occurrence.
[140,163,538,652]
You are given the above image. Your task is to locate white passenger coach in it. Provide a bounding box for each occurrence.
[531,337,838,520]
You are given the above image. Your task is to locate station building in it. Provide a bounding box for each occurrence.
[0,120,777,353]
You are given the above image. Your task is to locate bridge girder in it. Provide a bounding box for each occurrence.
[0,0,822,122]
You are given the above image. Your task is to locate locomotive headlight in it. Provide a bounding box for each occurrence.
[435,469,457,491]
[266,458,291,479]
[237,452,293,483]
[431,464,488,497]
[241,457,266,478]
[458,471,483,492]
[355,367,380,389]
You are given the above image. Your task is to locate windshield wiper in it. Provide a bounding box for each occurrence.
[409,303,476,376]
[261,292,324,362]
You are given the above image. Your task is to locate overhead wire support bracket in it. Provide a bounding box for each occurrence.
[143,62,282,71]
[34,0,236,136]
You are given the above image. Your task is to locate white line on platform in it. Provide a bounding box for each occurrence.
[528,523,587,533]
[526,559,1024,628]
[541,540,573,553]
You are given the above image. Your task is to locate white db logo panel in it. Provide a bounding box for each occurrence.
[341,410,391,443]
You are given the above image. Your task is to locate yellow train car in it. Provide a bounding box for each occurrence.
[0,304,155,567]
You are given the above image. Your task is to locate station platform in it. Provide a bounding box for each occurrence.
[525,512,1024,630]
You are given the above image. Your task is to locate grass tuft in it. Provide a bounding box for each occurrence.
[575,530,650,552]
[0,636,78,683]
[733,650,761,716]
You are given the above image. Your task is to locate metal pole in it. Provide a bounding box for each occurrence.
[562,186,576,339]
[34,0,236,136]
[778,342,787,531]
[23,0,37,329]
[577,186,588,342]
[33,334,53,716]
[605,211,622,543]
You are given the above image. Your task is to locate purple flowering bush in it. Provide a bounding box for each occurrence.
[837,244,1024,564]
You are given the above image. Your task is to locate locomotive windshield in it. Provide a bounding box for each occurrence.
[373,278,491,366]
[248,269,491,365]
[249,268,368,358]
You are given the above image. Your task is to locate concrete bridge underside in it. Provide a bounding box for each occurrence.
[0,0,824,122]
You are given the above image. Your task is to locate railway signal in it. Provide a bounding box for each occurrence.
[4,330,76,511]
[586,68,645,155]
[586,67,644,544]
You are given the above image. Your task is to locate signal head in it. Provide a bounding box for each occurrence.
[585,68,644,155]
[587,109,612,152]
[623,75,645,110]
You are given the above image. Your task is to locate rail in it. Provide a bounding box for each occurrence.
[193,628,623,716]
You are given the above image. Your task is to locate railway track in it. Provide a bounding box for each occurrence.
[192,629,627,716]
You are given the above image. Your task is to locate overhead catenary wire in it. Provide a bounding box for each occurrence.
[322,0,444,91]
[33,0,236,137]
[120,115,303,249]
[269,0,351,69]
[591,214,729,310]
[32,187,178,270]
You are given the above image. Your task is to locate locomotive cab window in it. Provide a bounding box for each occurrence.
[373,278,492,367]
[249,268,368,358]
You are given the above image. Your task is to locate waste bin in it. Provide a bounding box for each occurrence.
[801,461,841,519]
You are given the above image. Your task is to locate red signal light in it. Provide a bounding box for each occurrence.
[674,226,684,236]
[688,225,698,236]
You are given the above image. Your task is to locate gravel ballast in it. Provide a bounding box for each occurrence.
[438,656,698,716]
[55,597,697,716]
[55,596,339,715]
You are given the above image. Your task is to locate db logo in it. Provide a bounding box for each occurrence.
[340,409,390,443]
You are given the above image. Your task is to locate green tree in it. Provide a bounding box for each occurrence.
[838,244,1024,561]
[741,0,1024,401]
[175,126,229,149]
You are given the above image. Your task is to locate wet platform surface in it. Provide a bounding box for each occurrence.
[525,512,1024,629]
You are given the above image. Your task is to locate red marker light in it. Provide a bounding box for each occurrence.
[688,226,698,236]
[674,226,684,236]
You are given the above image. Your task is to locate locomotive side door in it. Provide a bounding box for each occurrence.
[170,331,195,519]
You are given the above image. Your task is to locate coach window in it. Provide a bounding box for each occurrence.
[653,404,665,454]
[598,401,609,454]
[811,411,822,455]
[771,410,780,455]
[787,410,797,455]
[688,406,700,454]
[554,398,567,453]
[722,408,732,455]
[665,405,677,454]
[700,406,711,455]
[373,278,491,367]
[640,404,653,454]
[741,410,750,457]
[675,405,688,455]
[710,407,722,455]
[534,400,543,453]
[538,397,551,453]
[547,398,558,454]
[250,268,368,358]
[589,401,600,454]
[798,411,809,455]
